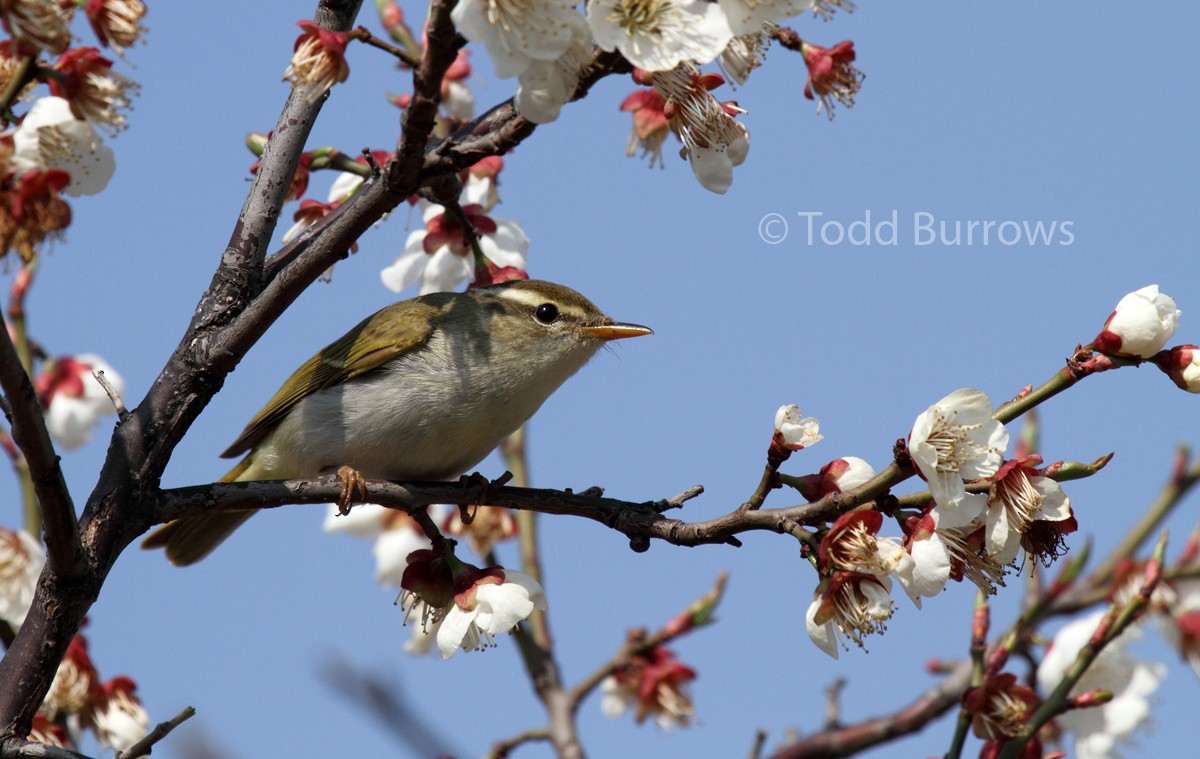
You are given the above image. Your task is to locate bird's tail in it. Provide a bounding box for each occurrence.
[141,455,264,566]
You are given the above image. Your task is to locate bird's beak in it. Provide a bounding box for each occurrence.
[579,322,654,341]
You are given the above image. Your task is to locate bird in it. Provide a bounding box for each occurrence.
[142,279,652,565]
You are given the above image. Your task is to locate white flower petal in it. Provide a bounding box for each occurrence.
[373,528,432,588]
[717,0,813,36]
[328,172,363,203]
[587,0,733,72]
[322,503,386,536]
[436,605,478,659]
[12,97,116,196]
[418,246,472,295]
[805,599,839,659]
[380,245,429,294]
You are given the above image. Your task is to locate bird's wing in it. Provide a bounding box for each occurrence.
[220,299,439,458]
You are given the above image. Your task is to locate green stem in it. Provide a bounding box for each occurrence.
[8,261,39,534]
[0,56,35,122]
[944,592,989,759]
[999,534,1168,759]
[503,426,552,649]
[1089,447,1200,587]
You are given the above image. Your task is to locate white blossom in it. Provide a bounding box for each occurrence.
[774,404,822,450]
[587,0,733,73]
[1037,611,1166,759]
[716,0,812,36]
[0,528,43,629]
[909,388,1008,509]
[11,97,116,196]
[452,0,583,78]
[514,13,591,125]
[40,354,125,451]
[436,570,547,659]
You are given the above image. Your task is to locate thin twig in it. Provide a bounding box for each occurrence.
[822,678,846,731]
[91,370,127,420]
[0,56,36,121]
[485,728,550,759]
[748,729,769,759]
[352,25,422,68]
[114,705,196,759]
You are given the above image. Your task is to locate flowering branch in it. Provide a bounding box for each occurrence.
[944,593,992,759]
[569,571,728,708]
[496,428,584,759]
[1042,448,1200,619]
[1087,445,1200,586]
[996,534,1168,759]
[421,48,629,178]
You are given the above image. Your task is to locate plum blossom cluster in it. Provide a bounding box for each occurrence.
[0,2,144,261]
[1037,611,1165,759]
[779,285,1197,757]
[2,531,152,751]
[601,644,698,729]
[247,120,522,294]
[397,542,546,659]
[282,2,864,196]
[380,157,529,295]
[325,501,517,583]
[802,386,1081,657]
[32,634,152,753]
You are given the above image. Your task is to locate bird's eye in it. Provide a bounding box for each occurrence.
[534,303,559,324]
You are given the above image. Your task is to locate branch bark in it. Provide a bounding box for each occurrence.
[764,661,973,759]
[0,1,366,747]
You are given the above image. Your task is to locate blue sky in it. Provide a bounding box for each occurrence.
[7,2,1199,758]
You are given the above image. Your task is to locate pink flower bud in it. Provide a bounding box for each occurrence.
[1153,344,1200,393]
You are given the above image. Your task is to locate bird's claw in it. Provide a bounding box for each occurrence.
[336,465,368,516]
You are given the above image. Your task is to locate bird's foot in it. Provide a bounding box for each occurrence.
[336,465,368,516]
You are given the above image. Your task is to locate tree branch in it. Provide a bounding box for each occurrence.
[0,1,366,747]
[114,706,196,759]
[764,661,973,759]
[0,316,81,578]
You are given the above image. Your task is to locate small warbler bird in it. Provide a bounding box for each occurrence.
[143,279,651,565]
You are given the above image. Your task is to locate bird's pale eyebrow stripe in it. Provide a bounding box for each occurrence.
[495,288,588,318]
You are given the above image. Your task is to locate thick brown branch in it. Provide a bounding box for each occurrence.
[153,472,903,550]
[0,1,366,748]
[2,739,93,759]
[421,49,629,178]
[388,0,463,191]
[0,319,81,578]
